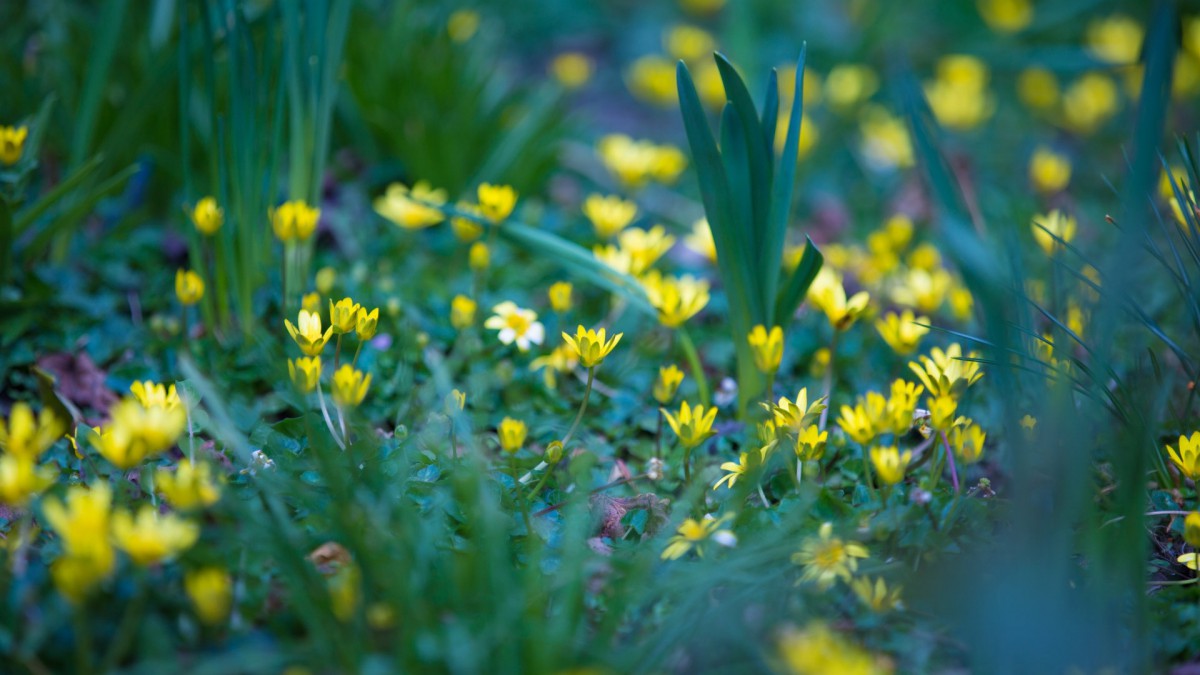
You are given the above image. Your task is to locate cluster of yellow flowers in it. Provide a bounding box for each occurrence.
[596,134,687,189]
[0,403,64,505]
[284,295,379,412]
[375,181,517,231]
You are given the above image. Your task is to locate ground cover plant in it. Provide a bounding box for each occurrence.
[3,0,1200,672]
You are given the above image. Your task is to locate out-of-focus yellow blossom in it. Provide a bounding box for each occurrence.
[329,297,361,334]
[477,183,517,222]
[562,325,623,369]
[884,379,924,435]
[331,365,370,408]
[113,505,199,566]
[315,266,336,295]
[1020,414,1037,430]
[450,294,476,329]
[619,225,675,276]
[0,455,56,506]
[374,182,446,230]
[907,242,941,272]
[875,310,929,355]
[469,241,490,271]
[176,269,205,306]
[550,52,592,89]
[1087,15,1143,65]
[355,307,379,340]
[774,112,820,160]
[792,523,869,589]
[1185,512,1200,548]
[1167,431,1200,480]
[925,55,994,130]
[977,0,1032,33]
[1160,166,1190,200]
[908,344,984,399]
[0,125,28,165]
[1030,146,1071,194]
[1018,68,1060,111]
[288,356,321,393]
[271,200,320,242]
[286,309,333,356]
[301,292,321,314]
[450,201,484,241]
[189,196,224,235]
[714,450,763,490]
[185,567,233,625]
[808,268,870,330]
[484,301,545,351]
[766,388,828,432]
[661,514,736,560]
[131,381,180,411]
[870,445,912,485]
[1066,301,1088,337]
[664,24,714,62]
[530,344,579,389]
[43,483,115,603]
[859,105,914,170]
[156,459,221,510]
[498,417,527,453]
[661,401,718,448]
[654,365,685,404]
[1171,190,1198,228]
[1031,209,1077,255]
[948,286,974,322]
[583,193,638,239]
[748,325,784,373]
[91,397,187,469]
[777,621,890,675]
[948,420,986,463]
[825,64,879,111]
[883,215,914,250]
[594,243,633,276]
[795,424,828,461]
[929,394,958,430]
[642,271,711,327]
[0,402,65,460]
[837,394,884,445]
[1061,73,1119,135]
[548,281,573,314]
[597,134,687,188]
[328,561,361,622]
[685,218,717,263]
[851,577,904,614]
[679,0,725,15]
[1186,16,1200,59]
[1173,54,1200,98]
[1180,552,1200,571]
[891,267,951,314]
[628,55,678,107]
[693,60,727,110]
[778,65,823,108]
[446,9,479,43]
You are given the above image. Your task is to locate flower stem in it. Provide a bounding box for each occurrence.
[333,334,343,371]
[316,383,346,451]
[683,446,693,484]
[100,571,148,672]
[351,340,363,368]
[526,465,554,503]
[510,455,532,532]
[677,328,710,407]
[818,331,839,432]
[941,430,960,493]
[560,367,595,448]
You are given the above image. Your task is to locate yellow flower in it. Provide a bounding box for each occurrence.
[91,397,187,469]
[714,451,760,490]
[748,325,784,374]
[1168,431,1200,480]
[156,459,222,510]
[175,269,205,306]
[0,125,28,165]
[977,0,1032,33]
[837,400,877,445]
[628,55,678,107]
[451,295,477,329]
[928,395,958,430]
[562,325,623,369]
[1185,512,1200,548]
[908,344,983,399]
[0,402,65,460]
[875,310,929,355]
[469,241,490,270]
[451,201,484,241]
[1019,414,1037,431]
[889,268,951,315]
[301,292,322,314]
[1029,146,1071,194]
[870,445,912,485]
[288,356,322,393]
[112,505,200,566]
[498,417,527,453]
[529,344,578,389]
[1061,73,1119,135]
[1171,190,1197,229]
[373,182,446,230]
[808,268,870,331]
[641,271,710,327]
[130,381,181,411]
[851,576,904,613]
[548,281,573,314]
[43,483,115,602]
[1087,15,1143,65]
[329,297,361,334]
[331,365,371,408]
[316,266,337,295]
[924,55,994,131]
[791,522,869,588]
[1179,552,1200,571]
[653,365,685,404]
[774,111,820,161]
[477,183,517,222]
[777,622,887,675]
[583,193,638,239]
[0,455,56,506]
[189,196,224,235]
[446,9,479,42]
[286,309,333,356]
[593,243,632,275]
[948,421,986,464]
[685,218,717,263]
[356,307,379,340]
[446,389,467,413]
[1031,210,1076,256]
[329,561,362,622]
[948,286,974,322]
[766,388,828,432]
[826,64,880,111]
[664,24,714,62]
[619,225,675,276]
[661,514,736,560]
[661,401,718,449]
[550,52,592,89]
[484,301,545,351]
[1017,67,1059,112]
[271,200,320,242]
[679,0,725,15]
[795,425,829,461]
[858,105,913,170]
[185,567,233,625]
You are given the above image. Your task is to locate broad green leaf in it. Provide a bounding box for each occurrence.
[775,236,823,324]
[764,45,807,326]
[14,155,106,235]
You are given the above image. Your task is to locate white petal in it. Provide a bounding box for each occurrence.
[498,328,516,344]
[527,322,545,345]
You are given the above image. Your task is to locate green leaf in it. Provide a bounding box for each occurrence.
[763,45,807,326]
[774,236,823,324]
[24,163,139,262]
[14,155,106,235]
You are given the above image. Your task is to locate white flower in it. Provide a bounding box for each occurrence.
[483,301,545,352]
